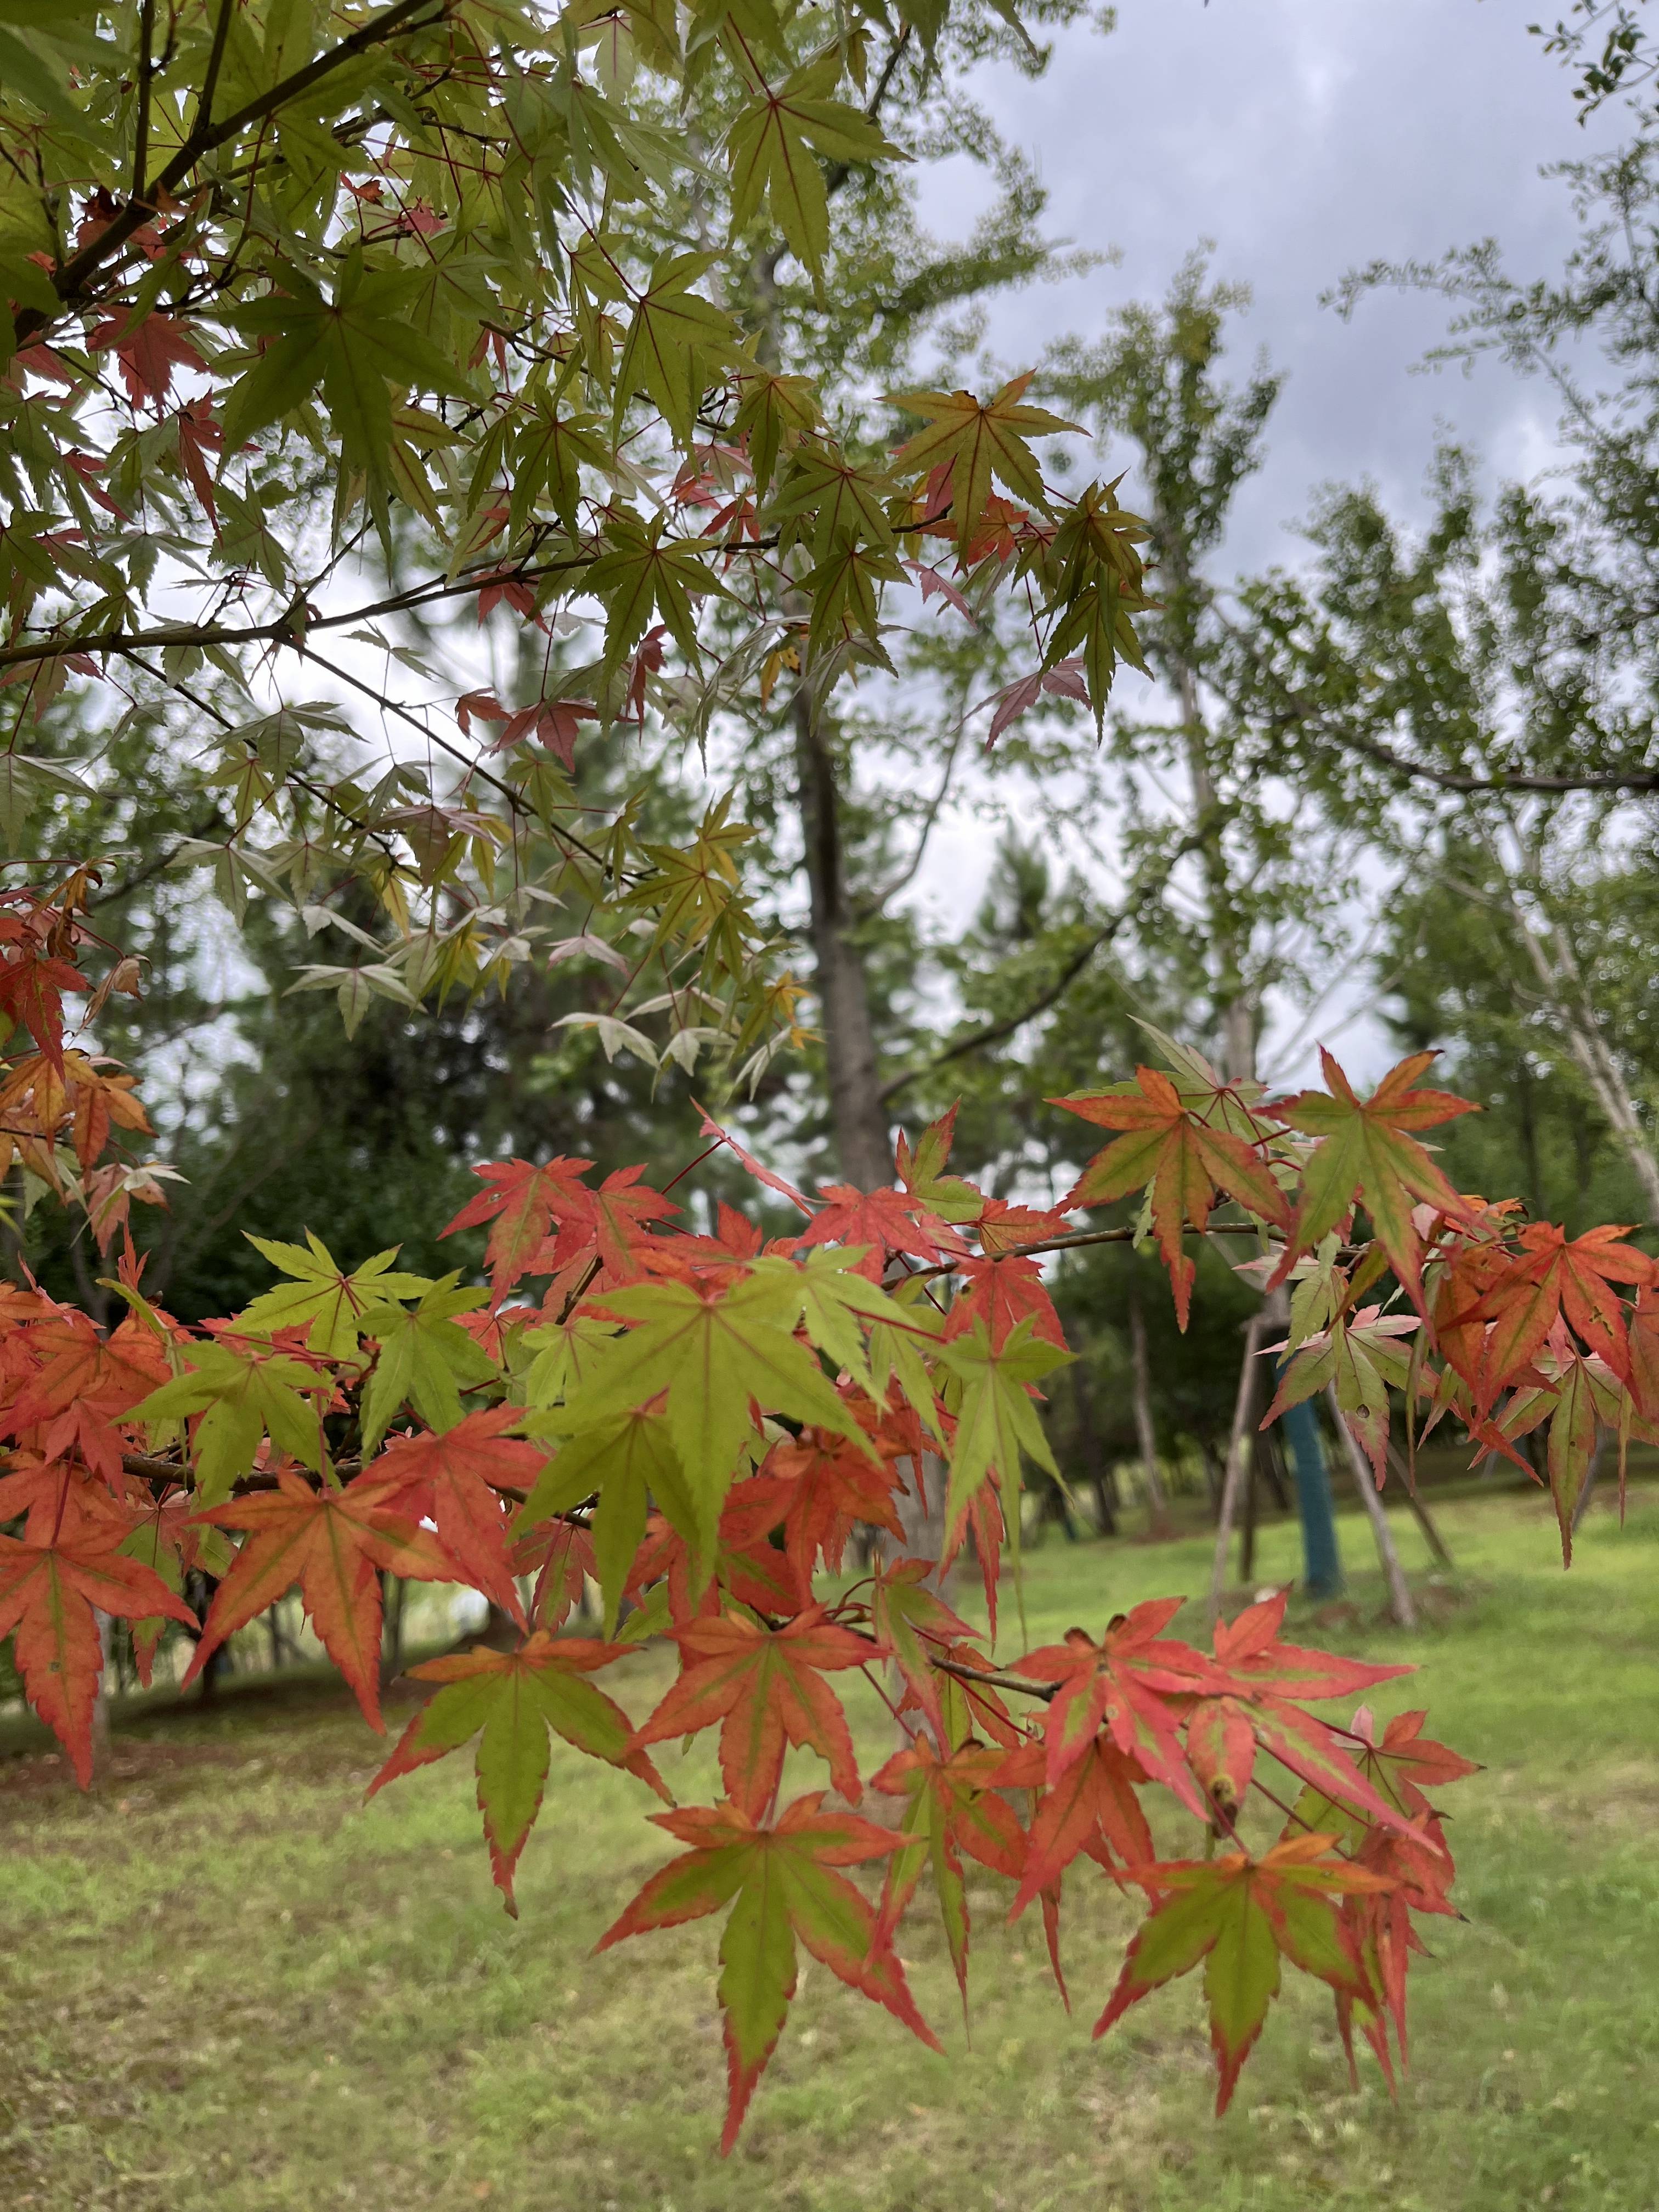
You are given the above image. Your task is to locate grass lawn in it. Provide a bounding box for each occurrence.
[4,1486,1659,2212]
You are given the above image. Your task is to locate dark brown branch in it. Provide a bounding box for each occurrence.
[14,0,450,346]
[0,550,594,673]
[877,833,1205,1108]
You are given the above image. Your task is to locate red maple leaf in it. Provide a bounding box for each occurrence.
[630,1602,877,1813]
[624,1497,802,1630]
[871,1737,1028,2006]
[0,926,87,1072]
[174,400,223,524]
[185,1470,453,1728]
[4,1310,171,1480]
[1459,1220,1655,1404]
[543,1165,679,1285]
[992,1733,1154,1919]
[1335,1810,1459,2083]
[794,1183,969,1278]
[441,1155,595,1297]
[945,1254,1065,1352]
[0,1533,194,1782]
[1056,1066,1290,1327]
[364,1406,548,1626]
[88,307,206,408]
[1008,1601,1218,1815]
[748,1418,907,1590]
[1342,1703,1481,1822]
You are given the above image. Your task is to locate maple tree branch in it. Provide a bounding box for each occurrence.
[13,0,451,345]
[0,551,595,673]
[932,1654,1057,1702]
[895,1218,1274,1289]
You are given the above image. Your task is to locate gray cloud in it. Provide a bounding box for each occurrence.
[917,0,1629,574]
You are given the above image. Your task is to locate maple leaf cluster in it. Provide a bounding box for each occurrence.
[2,929,1505,2143]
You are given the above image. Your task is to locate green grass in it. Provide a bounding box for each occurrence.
[4,1489,1659,2211]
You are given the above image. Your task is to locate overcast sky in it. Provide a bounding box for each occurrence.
[918,0,1626,575]
[899,0,1629,1077]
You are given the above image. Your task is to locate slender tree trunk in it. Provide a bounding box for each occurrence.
[1128,1285,1172,1534]
[1383,1442,1454,1568]
[380,1573,407,1691]
[89,1612,114,1787]
[792,681,892,1192]
[1259,1425,1291,1511]
[1327,1390,1417,1629]
[1198,1437,1223,1521]
[1207,1312,1268,1627]
[1240,1441,1260,1585]
[1070,1361,1116,1534]
[1507,887,1659,1220]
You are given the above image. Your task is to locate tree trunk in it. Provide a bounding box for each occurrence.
[1128,1285,1172,1534]
[1508,886,1659,1220]
[1240,1440,1260,1586]
[1070,1360,1116,1534]
[89,1612,114,1787]
[1327,1390,1417,1629]
[1259,1424,1291,1511]
[1383,1442,1454,1568]
[380,1573,407,1691]
[1198,1437,1223,1521]
[792,681,892,1192]
[1207,1312,1268,1626]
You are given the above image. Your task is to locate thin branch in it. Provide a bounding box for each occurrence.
[877,834,1202,1108]
[932,1654,1057,1702]
[14,0,450,344]
[0,549,596,673]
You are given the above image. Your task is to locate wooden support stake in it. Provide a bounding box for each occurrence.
[1329,1391,1417,1629]
[1206,1312,1268,1630]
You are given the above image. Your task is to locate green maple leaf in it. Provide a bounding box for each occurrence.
[234,1230,430,1360]
[1034,476,1152,722]
[505,400,612,537]
[222,256,475,487]
[804,534,904,655]
[793,1245,917,1395]
[563,1259,873,1550]
[596,1794,939,2153]
[1273,1048,1479,1308]
[133,1342,329,1505]
[935,1316,1071,1564]
[357,1276,499,1454]
[1094,1834,1388,2113]
[613,251,738,444]
[518,1407,699,1633]
[726,51,904,281]
[886,372,1080,550]
[732,360,822,492]
[772,437,898,561]
[895,1105,984,1227]
[368,1633,668,1913]
[586,509,721,665]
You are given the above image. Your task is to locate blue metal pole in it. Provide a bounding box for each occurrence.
[1278,1396,1344,1598]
